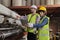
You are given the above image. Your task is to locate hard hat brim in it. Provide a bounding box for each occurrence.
[30,7,37,9]
[38,10,45,13]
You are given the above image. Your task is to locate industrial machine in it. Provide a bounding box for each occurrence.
[0,4,26,40]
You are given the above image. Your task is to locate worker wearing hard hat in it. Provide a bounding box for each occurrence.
[26,5,40,40]
[28,6,50,40]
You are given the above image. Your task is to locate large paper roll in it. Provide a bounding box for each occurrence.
[12,0,22,6]
[46,0,54,5]
[0,15,4,23]
[0,4,20,19]
[55,0,60,4]
[2,0,11,7]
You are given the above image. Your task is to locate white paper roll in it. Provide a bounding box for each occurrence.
[12,0,23,6]
[46,0,54,5]
[0,4,11,16]
[0,15,4,23]
[2,0,11,7]
[0,4,20,19]
[55,0,60,4]
[22,0,26,6]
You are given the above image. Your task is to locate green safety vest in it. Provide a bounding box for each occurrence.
[27,13,40,33]
[38,16,50,40]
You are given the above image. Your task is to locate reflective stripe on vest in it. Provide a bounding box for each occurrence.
[39,28,49,30]
[40,34,49,36]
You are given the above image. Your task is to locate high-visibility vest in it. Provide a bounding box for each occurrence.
[38,16,50,40]
[27,13,40,33]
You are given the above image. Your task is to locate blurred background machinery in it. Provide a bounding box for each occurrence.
[0,15,24,40]
[0,4,27,40]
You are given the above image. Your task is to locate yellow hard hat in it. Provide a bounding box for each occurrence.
[39,6,47,11]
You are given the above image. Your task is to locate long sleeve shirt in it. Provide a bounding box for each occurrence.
[33,18,48,28]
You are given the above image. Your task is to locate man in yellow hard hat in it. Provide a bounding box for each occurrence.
[28,6,50,40]
[26,5,40,40]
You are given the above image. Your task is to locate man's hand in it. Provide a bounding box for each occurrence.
[28,23,34,28]
[16,15,20,20]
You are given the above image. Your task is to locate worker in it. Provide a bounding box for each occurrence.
[26,5,40,40]
[28,6,50,40]
[49,29,54,40]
